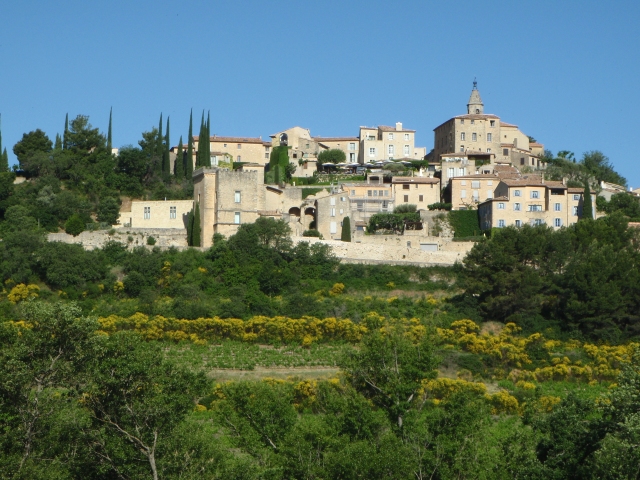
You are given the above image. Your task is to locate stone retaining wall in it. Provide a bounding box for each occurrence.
[47,228,188,250]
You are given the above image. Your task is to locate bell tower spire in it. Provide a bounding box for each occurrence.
[467,78,484,114]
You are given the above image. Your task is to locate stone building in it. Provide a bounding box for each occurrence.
[358,123,426,163]
[391,176,441,207]
[477,176,592,229]
[124,200,194,229]
[175,135,272,169]
[432,81,544,168]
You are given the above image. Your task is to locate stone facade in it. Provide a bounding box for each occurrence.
[123,200,193,229]
[358,123,424,163]
[180,135,271,168]
[391,176,441,208]
[478,178,592,229]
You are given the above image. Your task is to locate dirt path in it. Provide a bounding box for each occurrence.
[207,366,340,382]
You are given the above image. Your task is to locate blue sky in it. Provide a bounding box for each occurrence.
[1,0,639,186]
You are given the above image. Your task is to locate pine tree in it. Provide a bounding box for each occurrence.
[341,216,351,242]
[192,203,201,247]
[162,116,170,179]
[186,109,194,178]
[583,182,593,220]
[175,136,184,178]
[107,107,113,153]
[63,113,69,149]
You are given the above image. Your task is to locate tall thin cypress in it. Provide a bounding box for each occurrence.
[192,202,201,247]
[186,109,194,178]
[583,181,593,220]
[204,110,211,167]
[0,116,6,172]
[54,134,62,150]
[107,107,113,153]
[175,136,184,178]
[63,113,69,150]
[162,116,170,178]
[157,113,163,158]
[196,111,206,167]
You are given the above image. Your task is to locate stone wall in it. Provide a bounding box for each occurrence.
[48,228,188,250]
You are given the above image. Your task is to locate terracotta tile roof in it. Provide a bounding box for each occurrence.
[391,176,440,184]
[451,174,499,180]
[567,187,585,193]
[501,177,566,188]
[208,135,264,144]
[378,125,416,132]
[500,121,518,128]
[530,142,544,147]
[453,114,500,120]
[313,137,359,142]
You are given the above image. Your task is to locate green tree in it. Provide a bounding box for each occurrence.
[340,330,439,428]
[192,202,201,247]
[97,197,121,225]
[581,150,626,186]
[64,115,106,154]
[341,216,351,242]
[65,214,85,236]
[597,192,640,220]
[583,182,593,219]
[13,129,53,166]
[0,117,8,172]
[186,109,194,178]
[107,107,112,153]
[162,116,170,180]
[317,149,346,164]
[174,135,184,178]
[63,113,69,150]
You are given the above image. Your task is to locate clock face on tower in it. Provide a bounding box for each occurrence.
[279,133,288,146]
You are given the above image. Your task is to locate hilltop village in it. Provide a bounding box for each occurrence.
[51,83,605,263]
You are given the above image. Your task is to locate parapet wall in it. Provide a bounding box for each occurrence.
[48,228,188,250]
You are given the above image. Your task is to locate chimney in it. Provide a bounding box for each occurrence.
[396,122,402,131]
[563,177,566,186]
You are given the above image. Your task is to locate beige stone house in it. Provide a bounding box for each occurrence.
[358,123,425,163]
[432,82,544,168]
[124,200,194,229]
[392,176,441,208]
[478,177,592,229]
[314,137,360,163]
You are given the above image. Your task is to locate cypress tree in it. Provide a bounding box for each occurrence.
[583,181,593,220]
[204,111,211,167]
[175,135,184,178]
[162,116,170,179]
[1,149,8,172]
[186,109,194,178]
[54,133,62,150]
[186,209,194,246]
[196,111,206,167]
[157,113,163,158]
[192,202,201,247]
[341,216,352,242]
[63,113,69,149]
[107,107,113,153]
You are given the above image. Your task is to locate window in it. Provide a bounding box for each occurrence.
[369,147,376,157]
[531,191,539,199]
[490,120,495,127]
[498,220,505,227]
[515,220,522,227]
[237,144,242,149]
[403,184,410,190]
[211,155,218,165]
[330,208,336,217]
[349,142,356,150]
[514,203,521,211]
[223,143,227,147]
[404,133,409,141]
[330,222,337,234]
[351,190,355,196]
[339,208,343,214]
[367,190,372,197]
[384,190,389,196]
[529,205,542,212]
[404,195,409,202]
[461,189,467,198]
[472,133,477,141]
[388,133,394,140]
[461,180,467,186]
[373,190,378,196]
[460,146,464,152]
[520,158,525,165]
[503,148,509,156]
[471,120,475,124]
[554,218,562,227]
[487,190,493,199]
[573,206,579,216]
[404,145,410,155]
[330,197,336,206]
[460,119,465,124]
[234,212,241,224]
[378,190,384,196]
[472,191,479,201]
[514,190,521,197]
[144,207,150,219]
[357,202,363,211]
[388,145,395,156]
[382,201,389,210]
[471,181,480,188]
[169,206,176,219]
[234,191,241,203]
[498,202,505,209]
[534,219,544,226]
[461,132,466,141]
[487,148,491,153]
[573,194,580,201]
[487,133,492,142]
[554,203,561,211]
[487,180,493,186]
[419,195,423,202]
[237,155,241,161]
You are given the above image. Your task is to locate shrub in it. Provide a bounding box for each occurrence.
[341,217,351,242]
[394,204,417,214]
[428,202,452,211]
[64,214,85,236]
[302,230,322,238]
[146,236,156,246]
[448,210,480,237]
